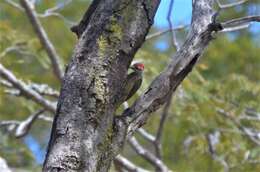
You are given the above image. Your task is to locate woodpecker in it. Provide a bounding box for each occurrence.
[123,62,144,102]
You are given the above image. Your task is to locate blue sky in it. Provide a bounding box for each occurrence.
[24,135,45,164]
[153,0,260,50]
[154,0,192,50]
[154,0,192,28]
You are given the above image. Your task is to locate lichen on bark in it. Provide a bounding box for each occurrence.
[43,1,161,171]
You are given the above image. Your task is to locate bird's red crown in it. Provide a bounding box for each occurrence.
[133,63,144,71]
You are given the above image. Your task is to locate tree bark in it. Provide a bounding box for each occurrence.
[43,0,160,171]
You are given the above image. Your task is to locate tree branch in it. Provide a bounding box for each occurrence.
[0,63,56,112]
[4,0,24,11]
[121,0,222,137]
[154,94,173,160]
[206,131,229,172]
[20,0,63,81]
[0,157,12,172]
[137,128,155,143]
[221,15,260,31]
[221,23,250,32]
[0,110,45,138]
[1,79,59,98]
[128,137,171,172]
[42,0,72,14]
[37,0,75,26]
[114,155,150,172]
[145,25,186,41]
[217,108,260,146]
[216,0,248,9]
[167,0,180,50]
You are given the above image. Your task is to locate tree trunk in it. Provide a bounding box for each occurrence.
[43,0,160,171]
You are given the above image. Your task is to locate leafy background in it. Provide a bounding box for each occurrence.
[0,0,260,171]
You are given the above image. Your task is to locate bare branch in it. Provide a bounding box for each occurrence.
[239,114,260,121]
[1,79,59,98]
[183,136,195,155]
[29,83,59,98]
[0,109,45,138]
[0,79,12,88]
[114,155,150,172]
[216,0,248,9]
[154,94,173,159]
[38,12,76,26]
[217,108,260,146]
[0,157,12,172]
[20,0,63,81]
[14,109,45,138]
[137,128,155,143]
[128,137,171,172]
[4,0,24,11]
[206,131,229,172]
[167,0,180,50]
[145,25,186,41]
[0,120,19,132]
[0,63,56,112]
[43,0,72,14]
[38,114,53,122]
[37,0,75,26]
[221,23,250,32]
[221,15,260,31]
[122,0,222,137]
[0,45,21,59]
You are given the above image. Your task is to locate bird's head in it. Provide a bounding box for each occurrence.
[130,63,144,72]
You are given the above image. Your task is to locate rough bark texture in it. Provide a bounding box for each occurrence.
[43,0,160,171]
[121,0,223,137]
[43,0,228,171]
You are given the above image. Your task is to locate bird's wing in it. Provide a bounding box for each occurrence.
[125,77,142,101]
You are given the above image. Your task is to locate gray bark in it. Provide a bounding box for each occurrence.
[42,0,234,171]
[43,0,160,171]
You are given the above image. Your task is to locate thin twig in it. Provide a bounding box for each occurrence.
[206,131,229,172]
[145,25,186,41]
[0,109,45,138]
[221,23,250,32]
[167,0,180,50]
[44,0,72,14]
[20,0,63,81]
[1,79,59,98]
[137,128,155,143]
[38,12,76,26]
[221,15,260,30]
[217,108,260,146]
[15,109,45,137]
[38,114,53,122]
[114,155,150,172]
[154,94,173,160]
[37,0,75,26]
[0,45,23,59]
[4,0,24,11]
[0,63,56,112]
[216,0,248,9]
[128,137,171,172]
[0,79,12,88]
[29,83,59,98]
[0,157,12,172]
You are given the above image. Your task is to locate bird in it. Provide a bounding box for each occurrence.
[124,62,144,102]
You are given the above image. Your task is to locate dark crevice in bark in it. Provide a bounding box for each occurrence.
[71,0,102,38]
